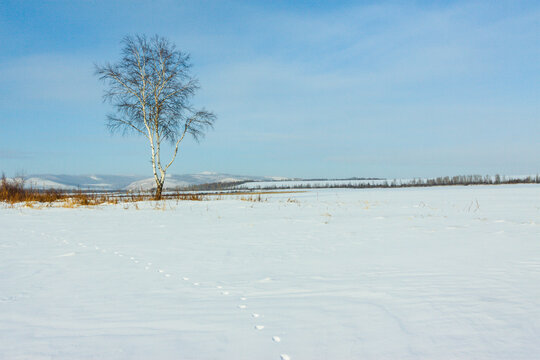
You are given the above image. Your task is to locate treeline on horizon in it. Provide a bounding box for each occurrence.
[186,174,540,191]
[2,172,540,195]
[180,177,384,192]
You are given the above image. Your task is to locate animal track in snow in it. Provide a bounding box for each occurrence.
[71,241,288,360]
[37,231,290,360]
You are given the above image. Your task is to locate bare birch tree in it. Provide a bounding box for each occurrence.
[96,35,216,199]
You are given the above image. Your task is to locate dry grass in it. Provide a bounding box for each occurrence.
[239,193,266,202]
[1,175,63,204]
[1,175,304,209]
[1,174,125,207]
[163,192,206,201]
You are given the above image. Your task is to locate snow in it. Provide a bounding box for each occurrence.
[25,177,79,190]
[218,177,243,183]
[1,185,539,359]
[125,177,191,191]
[236,179,389,189]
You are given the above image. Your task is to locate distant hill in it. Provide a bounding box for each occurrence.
[19,172,291,191]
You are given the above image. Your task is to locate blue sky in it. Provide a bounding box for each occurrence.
[0,0,538,178]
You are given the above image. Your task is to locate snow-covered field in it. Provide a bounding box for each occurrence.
[1,185,539,359]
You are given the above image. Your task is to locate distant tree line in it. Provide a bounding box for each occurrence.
[184,174,540,191]
[180,180,251,192]
[293,177,384,181]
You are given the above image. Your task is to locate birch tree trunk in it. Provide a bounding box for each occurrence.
[155,178,164,200]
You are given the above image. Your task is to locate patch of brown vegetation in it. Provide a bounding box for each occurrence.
[1,175,304,209]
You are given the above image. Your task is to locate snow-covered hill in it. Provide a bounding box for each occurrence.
[19,173,290,191]
[23,175,143,190]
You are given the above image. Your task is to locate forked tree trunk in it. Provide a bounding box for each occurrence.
[155,180,164,200]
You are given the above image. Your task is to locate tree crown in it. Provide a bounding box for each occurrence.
[96,34,215,144]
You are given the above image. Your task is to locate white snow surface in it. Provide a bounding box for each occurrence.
[1,185,540,359]
[236,179,389,189]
